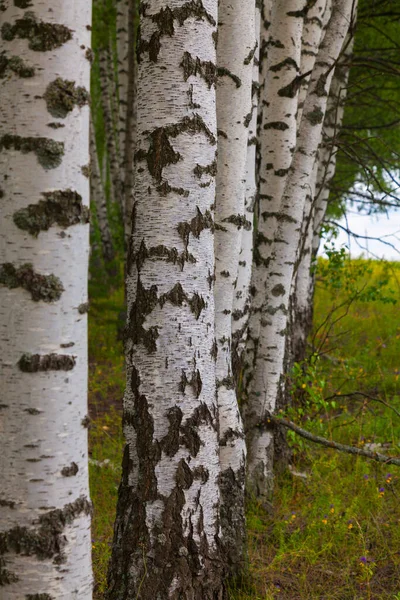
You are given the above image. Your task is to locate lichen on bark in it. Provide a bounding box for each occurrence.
[0,263,64,302]
[13,189,89,236]
[18,353,76,372]
[0,52,35,78]
[0,134,64,169]
[43,78,90,118]
[1,11,72,52]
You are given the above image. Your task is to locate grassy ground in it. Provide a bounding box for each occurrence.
[89,256,400,599]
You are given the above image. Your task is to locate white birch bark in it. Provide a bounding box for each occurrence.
[116,0,129,158]
[214,0,255,571]
[231,3,260,365]
[98,46,123,213]
[246,0,356,500]
[90,118,115,264]
[243,0,304,401]
[0,2,92,597]
[106,1,225,597]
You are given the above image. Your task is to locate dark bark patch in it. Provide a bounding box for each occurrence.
[78,302,89,314]
[24,407,42,415]
[305,106,324,125]
[263,121,289,131]
[180,51,216,88]
[139,129,180,182]
[314,74,328,97]
[193,158,217,179]
[0,52,35,77]
[278,74,304,98]
[161,406,183,457]
[0,499,15,508]
[126,279,159,353]
[270,57,299,73]
[0,565,19,585]
[216,376,235,390]
[13,189,89,237]
[43,78,90,118]
[192,465,209,483]
[81,415,90,428]
[18,353,75,372]
[0,496,91,565]
[0,404,9,409]
[0,134,64,169]
[219,465,246,572]
[222,214,251,230]
[181,403,214,456]
[0,263,64,302]
[14,0,33,6]
[217,66,241,88]
[178,207,214,250]
[210,339,218,361]
[173,0,216,26]
[26,595,55,600]
[1,11,72,51]
[135,240,195,272]
[176,459,194,489]
[179,368,202,398]
[244,111,252,127]
[47,122,65,129]
[244,41,257,66]
[261,211,296,224]
[157,181,189,198]
[271,283,286,297]
[61,462,79,477]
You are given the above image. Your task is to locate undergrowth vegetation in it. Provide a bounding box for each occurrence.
[88,254,400,599]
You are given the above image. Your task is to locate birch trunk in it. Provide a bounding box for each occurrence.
[243,0,304,406]
[0,2,92,597]
[215,0,255,572]
[106,2,225,598]
[292,34,355,365]
[90,118,115,264]
[98,46,123,213]
[246,0,356,500]
[116,0,129,158]
[231,3,260,374]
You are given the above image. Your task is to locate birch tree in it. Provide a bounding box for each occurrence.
[215,0,255,571]
[245,0,357,500]
[106,1,226,597]
[0,1,92,597]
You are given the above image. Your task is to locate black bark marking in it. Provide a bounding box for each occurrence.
[78,302,89,314]
[179,368,202,398]
[270,57,299,73]
[278,74,304,98]
[192,465,209,483]
[217,66,241,88]
[305,106,324,125]
[26,595,55,600]
[0,499,15,508]
[161,406,183,457]
[261,211,296,224]
[0,263,64,302]
[157,181,189,198]
[47,122,65,129]
[13,190,89,237]
[178,207,214,250]
[24,408,42,415]
[0,134,64,169]
[14,0,33,6]
[159,283,206,320]
[180,51,216,88]
[18,353,75,372]
[314,74,328,97]
[81,415,90,428]
[126,279,159,353]
[216,376,235,390]
[135,240,196,272]
[43,78,90,118]
[1,11,72,51]
[0,565,18,585]
[0,52,35,78]
[244,41,257,66]
[210,339,218,361]
[61,462,79,477]
[222,214,251,230]
[139,2,215,62]
[175,458,194,489]
[219,465,246,572]
[180,403,214,456]
[271,283,286,297]
[263,121,289,131]
[137,115,215,183]
[0,496,91,568]
[193,158,217,179]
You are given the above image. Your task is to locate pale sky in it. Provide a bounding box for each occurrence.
[322,210,400,261]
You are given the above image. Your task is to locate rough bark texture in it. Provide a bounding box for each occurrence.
[245,0,356,501]
[0,1,92,597]
[214,0,255,573]
[89,118,115,264]
[106,2,225,598]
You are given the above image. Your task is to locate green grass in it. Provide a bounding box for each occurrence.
[89,257,400,599]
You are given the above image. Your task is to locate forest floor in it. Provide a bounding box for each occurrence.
[88,257,400,599]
